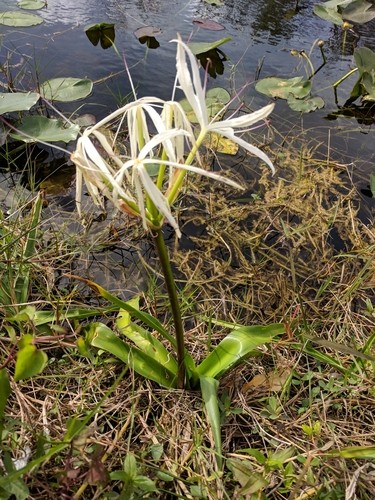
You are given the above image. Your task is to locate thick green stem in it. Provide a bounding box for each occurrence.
[153,228,186,389]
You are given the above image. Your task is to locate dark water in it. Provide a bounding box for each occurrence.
[0,0,374,209]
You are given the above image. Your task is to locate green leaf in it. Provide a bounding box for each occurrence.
[354,47,375,76]
[10,116,80,143]
[85,23,115,49]
[341,0,375,24]
[14,343,48,381]
[188,37,231,55]
[370,172,375,197]
[0,92,40,114]
[204,0,224,5]
[328,445,375,459]
[88,323,178,388]
[17,0,45,10]
[0,11,43,26]
[313,3,345,25]
[180,87,230,123]
[256,76,311,100]
[0,369,11,425]
[196,323,284,379]
[123,453,137,479]
[116,308,178,375]
[40,77,93,102]
[287,95,325,112]
[200,376,222,469]
[133,476,158,492]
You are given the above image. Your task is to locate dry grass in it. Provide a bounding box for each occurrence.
[1,139,374,498]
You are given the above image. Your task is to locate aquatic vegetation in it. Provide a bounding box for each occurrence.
[313,0,375,26]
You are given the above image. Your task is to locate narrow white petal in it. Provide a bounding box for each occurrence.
[209,103,275,130]
[217,130,275,174]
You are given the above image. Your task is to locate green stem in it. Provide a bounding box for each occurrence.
[153,228,186,389]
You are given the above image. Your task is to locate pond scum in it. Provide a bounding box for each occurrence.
[0,135,374,498]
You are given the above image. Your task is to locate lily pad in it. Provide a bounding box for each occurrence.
[40,77,93,102]
[180,87,230,123]
[204,0,224,5]
[0,11,43,26]
[17,0,46,10]
[341,0,375,23]
[85,23,115,49]
[313,3,345,24]
[370,172,375,198]
[287,95,325,112]
[0,92,40,114]
[188,37,231,55]
[134,26,162,39]
[256,76,311,100]
[10,116,80,143]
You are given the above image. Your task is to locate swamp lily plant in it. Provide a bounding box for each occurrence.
[71,37,283,466]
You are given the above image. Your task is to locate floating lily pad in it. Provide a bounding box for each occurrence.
[179,87,230,123]
[204,0,224,5]
[370,172,375,197]
[10,116,80,143]
[192,19,225,30]
[256,76,311,99]
[40,77,93,102]
[0,92,40,114]
[0,11,43,26]
[134,26,162,39]
[287,95,325,112]
[341,0,375,23]
[85,23,115,49]
[17,0,46,10]
[188,37,231,55]
[313,0,375,25]
[204,132,238,154]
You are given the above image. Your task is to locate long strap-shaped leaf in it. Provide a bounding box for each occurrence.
[200,376,222,469]
[117,308,178,375]
[196,323,284,379]
[67,274,197,375]
[88,322,178,388]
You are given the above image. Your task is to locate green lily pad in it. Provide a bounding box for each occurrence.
[341,0,375,24]
[40,77,93,102]
[287,95,325,112]
[188,37,231,55]
[10,116,80,143]
[256,76,311,99]
[85,23,115,49]
[0,92,40,114]
[370,172,375,198]
[179,87,230,123]
[17,0,46,10]
[0,10,43,26]
[313,3,345,25]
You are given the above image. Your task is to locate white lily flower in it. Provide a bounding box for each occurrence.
[71,98,243,237]
[173,36,275,173]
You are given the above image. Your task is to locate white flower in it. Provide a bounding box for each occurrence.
[173,36,275,173]
[71,98,243,237]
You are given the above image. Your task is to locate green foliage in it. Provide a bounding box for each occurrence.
[313,0,375,26]
[10,115,80,143]
[14,334,48,382]
[256,76,325,113]
[0,92,40,114]
[188,37,231,55]
[40,77,93,102]
[349,47,375,103]
[17,0,46,10]
[110,453,158,496]
[0,11,43,26]
[85,23,115,49]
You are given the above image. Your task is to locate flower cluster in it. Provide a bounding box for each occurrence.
[71,37,275,237]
